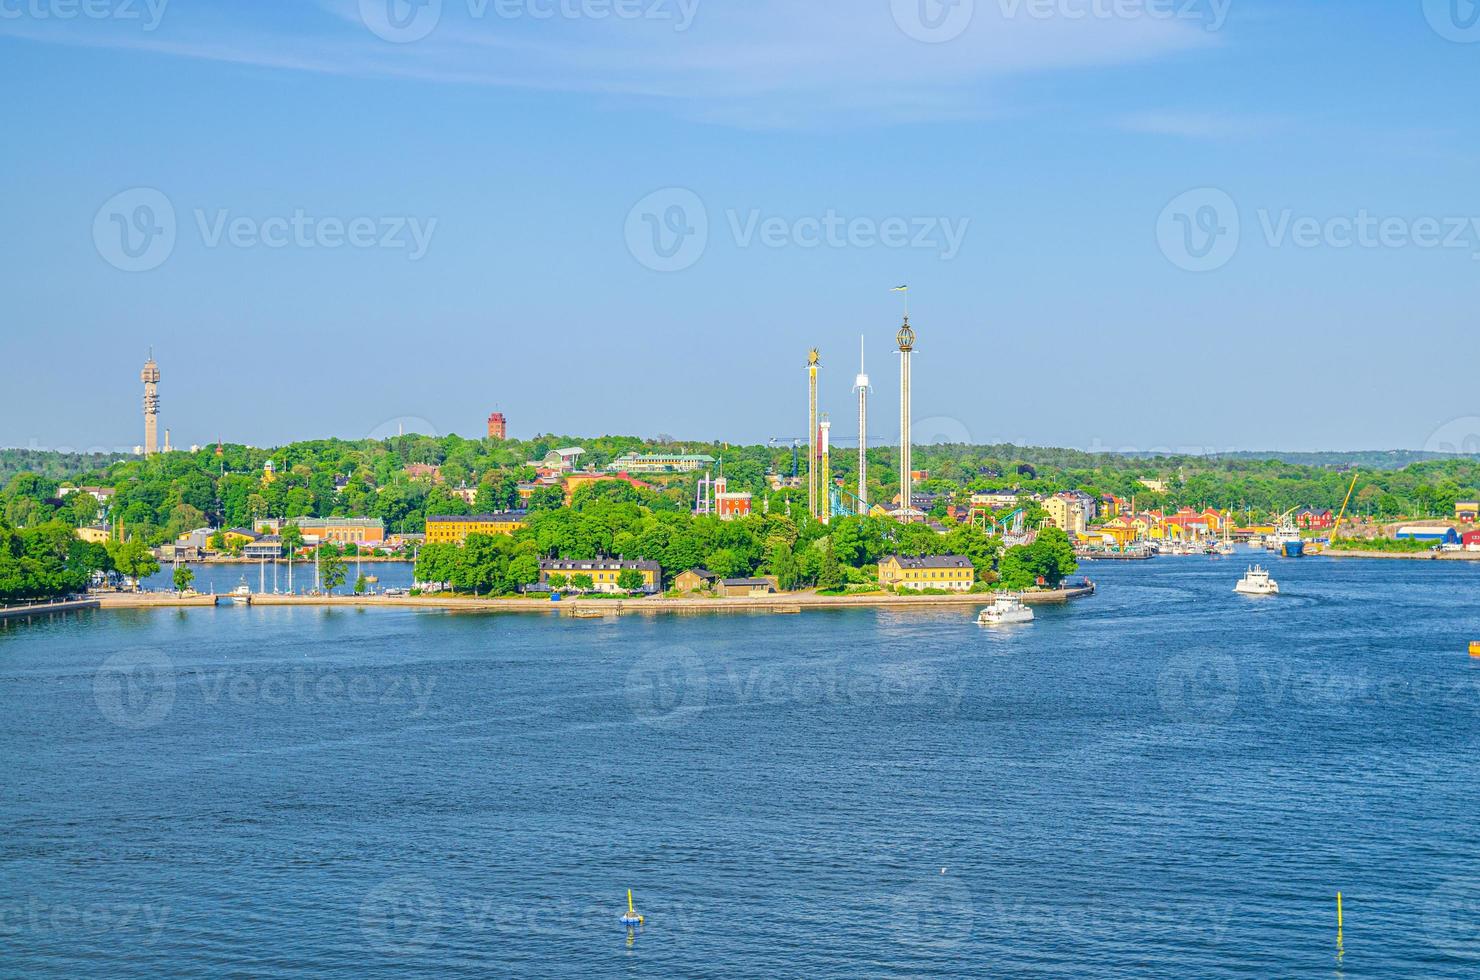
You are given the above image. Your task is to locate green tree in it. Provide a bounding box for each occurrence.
[571,572,594,592]
[817,536,843,591]
[108,538,160,590]
[547,572,569,590]
[617,568,644,592]
[173,565,195,593]
[318,546,347,594]
[354,573,367,595]
[769,541,800,592]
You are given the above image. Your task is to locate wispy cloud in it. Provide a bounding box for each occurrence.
[0,0,1226,126]
[1113,110,1282,140]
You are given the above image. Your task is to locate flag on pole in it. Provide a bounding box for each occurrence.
[892,285,908,292]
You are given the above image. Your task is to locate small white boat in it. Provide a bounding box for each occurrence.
[1246,535,1263,550]
[978,594,1035,625]
[229,579,251,600]
[1215,540,1236,556]
[1234,565,1279,596]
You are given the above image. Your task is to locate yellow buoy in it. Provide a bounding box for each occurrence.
[1470,641,1480,658]
[1336,892,1344,963]
[621,888,644,928]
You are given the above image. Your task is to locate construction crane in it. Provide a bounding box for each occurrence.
[767,438,803,478]
[1329,470,1361,545]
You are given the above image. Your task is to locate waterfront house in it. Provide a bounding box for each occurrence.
[1295,508,1335,529]
[539,557,661,594]
[1457,501,1479,523]
[720,578,776,598]
[1463,530,1480,551]
[674,568,717,593]
[243,536,282,560]
[222,529,261,548]
[877,555,975,592]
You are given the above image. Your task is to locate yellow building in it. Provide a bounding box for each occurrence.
[1044,494,1091,536]
[1457,501,1479,523]
[540,558,660,594]
[877,554,975,592]
[221,529,259,548]
[75,525,111,544]
[425,512,529,544]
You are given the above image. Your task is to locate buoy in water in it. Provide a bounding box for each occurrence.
[1469,641,1480,659]
[620,888,644,928]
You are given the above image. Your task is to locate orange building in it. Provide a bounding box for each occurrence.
[487,412,507,440]
[562,471,654,504]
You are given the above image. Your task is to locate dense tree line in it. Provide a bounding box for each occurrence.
[0,432,1475,600]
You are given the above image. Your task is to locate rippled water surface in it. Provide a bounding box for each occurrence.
[4,554,1480,977]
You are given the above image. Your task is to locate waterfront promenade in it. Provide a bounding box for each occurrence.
[94,585,1095,615]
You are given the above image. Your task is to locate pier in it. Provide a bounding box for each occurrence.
[0,598,101,621]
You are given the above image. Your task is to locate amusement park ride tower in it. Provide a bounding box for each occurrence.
[854,336,870,508]
[807,348,820,519]
[897,315,915,514]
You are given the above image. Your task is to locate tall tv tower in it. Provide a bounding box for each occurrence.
[807,348,820,518]
[853,335,871,508]
[141,350,160,456]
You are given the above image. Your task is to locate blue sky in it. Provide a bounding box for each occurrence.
[2,0,1478,454]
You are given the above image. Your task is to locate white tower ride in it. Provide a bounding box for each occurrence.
[897,315,915,516]
[853,335,870,508]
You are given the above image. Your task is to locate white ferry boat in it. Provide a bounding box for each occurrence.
[1234,565,1280,596]
[978,594,1035,625]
